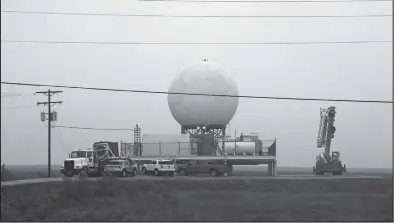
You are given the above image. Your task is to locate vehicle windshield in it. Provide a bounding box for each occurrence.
[159,161,173,165]
[107,161,122,165]
[70,151,87,158]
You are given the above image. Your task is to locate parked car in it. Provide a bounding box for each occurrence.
[104,159,137,177]
[142,159,175,176]
[175,159,227,177]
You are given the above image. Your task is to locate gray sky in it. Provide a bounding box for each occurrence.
[1,0,392,168]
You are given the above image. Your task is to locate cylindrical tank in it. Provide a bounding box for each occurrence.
[168,60,239,127]
[224,142,257,155]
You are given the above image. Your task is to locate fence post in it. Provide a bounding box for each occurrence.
[178,141,181,155]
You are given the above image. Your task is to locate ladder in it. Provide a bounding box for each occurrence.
[133,125,141,156]
[317,108,328,148]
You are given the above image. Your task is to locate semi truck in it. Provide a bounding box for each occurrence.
[61,141,123,177]
[60,148,94,177]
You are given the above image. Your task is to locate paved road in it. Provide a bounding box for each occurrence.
[1,174,384,187]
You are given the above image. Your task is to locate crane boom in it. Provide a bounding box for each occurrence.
[316,106,336,161]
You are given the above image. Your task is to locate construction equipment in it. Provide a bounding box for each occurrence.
[313,106,346,175]
[90,141,121,175]
[60,148,94,177]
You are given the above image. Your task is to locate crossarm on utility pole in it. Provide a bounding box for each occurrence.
[35,90,63,96]
[37,101,63,106]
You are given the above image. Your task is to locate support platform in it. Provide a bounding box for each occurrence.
[131,155,277,176]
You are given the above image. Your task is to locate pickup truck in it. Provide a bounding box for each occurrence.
[175,159,227,177]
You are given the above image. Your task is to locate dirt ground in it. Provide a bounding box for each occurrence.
[1,176,392,222]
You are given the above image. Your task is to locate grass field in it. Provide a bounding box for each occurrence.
[1,165,393,221]
[1,176,392,221]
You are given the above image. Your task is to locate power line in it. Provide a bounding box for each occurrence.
[1,92,34,98]
[1,81,392,104]
[55,125,134,131]
[1,104,36,109]
[1,39,391,45]
[138,0,392,2]
[1,10,391,18]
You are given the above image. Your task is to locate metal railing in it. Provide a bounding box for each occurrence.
[120,139,276,157]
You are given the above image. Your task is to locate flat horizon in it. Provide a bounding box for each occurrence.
[4,163,392,170]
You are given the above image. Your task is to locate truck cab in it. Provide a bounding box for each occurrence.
[60,149,93,177]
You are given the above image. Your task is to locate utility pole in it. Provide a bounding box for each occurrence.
[36,90,63,177]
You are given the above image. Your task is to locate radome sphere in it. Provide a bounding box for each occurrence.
[168,60,239,128]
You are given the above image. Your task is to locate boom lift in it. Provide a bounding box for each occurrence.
[313,106,346,175]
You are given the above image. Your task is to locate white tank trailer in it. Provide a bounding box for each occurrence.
[224,141,263,156]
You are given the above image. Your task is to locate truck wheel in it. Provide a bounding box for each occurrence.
[209,169,218,177]
[121,169,127,177]
[154,169,160,176]
[179,169,187,176]
[80,167,88,176]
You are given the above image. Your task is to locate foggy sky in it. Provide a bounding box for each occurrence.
[1,0,392,168]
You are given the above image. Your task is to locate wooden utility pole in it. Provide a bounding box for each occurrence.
[36,90,63,177]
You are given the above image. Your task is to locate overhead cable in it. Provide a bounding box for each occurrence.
[55,125,134,131]
[1,105,36,109]
[1,39,391,45]
[1,92,34,98]
[1,81,392,104]
[1,10,391,18]
[138,0,392,3]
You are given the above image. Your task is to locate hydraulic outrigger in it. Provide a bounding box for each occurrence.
[313,106,346,175]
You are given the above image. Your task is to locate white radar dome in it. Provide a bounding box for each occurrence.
[168,60,239,128]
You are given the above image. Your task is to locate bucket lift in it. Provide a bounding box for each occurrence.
[313,106,346,175]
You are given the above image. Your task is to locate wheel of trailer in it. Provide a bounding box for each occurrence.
[154,169,160,176]
[131,168,137,177]
[121,169,127,177]
[179,169,188,176]
[209,169,218,177]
